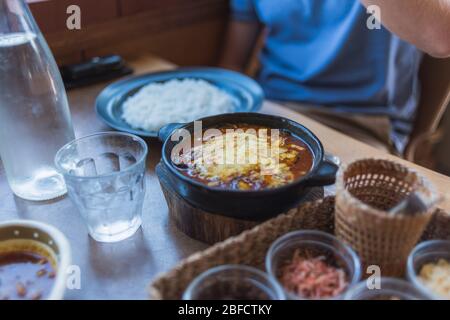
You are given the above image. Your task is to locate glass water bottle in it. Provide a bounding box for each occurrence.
[0,0,75,200]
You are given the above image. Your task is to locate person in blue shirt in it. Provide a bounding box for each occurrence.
[219,0,450,154]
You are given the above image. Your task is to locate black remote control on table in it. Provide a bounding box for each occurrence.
[60,55,133,89]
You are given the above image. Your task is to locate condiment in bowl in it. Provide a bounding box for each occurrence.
[407,240,450,300]
[266,230,361,300]
[0,220,71,300]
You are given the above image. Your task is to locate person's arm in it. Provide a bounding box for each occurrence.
[360,0,450,58]
[219,20,262,73]
[219,0,262,72]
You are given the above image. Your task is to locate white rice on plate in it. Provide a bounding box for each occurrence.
[122,78,235,132]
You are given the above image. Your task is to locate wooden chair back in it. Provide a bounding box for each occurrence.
[405,56,450,165]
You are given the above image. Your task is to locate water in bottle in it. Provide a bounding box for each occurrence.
[0,1,75,200]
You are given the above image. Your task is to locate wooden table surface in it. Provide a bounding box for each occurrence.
[0,54,448,299]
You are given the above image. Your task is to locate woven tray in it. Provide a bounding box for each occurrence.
[148,197,448,300]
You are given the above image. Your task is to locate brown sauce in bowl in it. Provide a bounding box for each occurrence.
[174,124,314,190]
[0,251,56,300]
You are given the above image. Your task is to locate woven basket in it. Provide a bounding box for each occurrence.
[149,196,447,300]
[422,208,450,241]
[335,159,436,277]
[149,197,335,300]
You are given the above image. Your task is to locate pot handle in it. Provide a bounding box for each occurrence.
[306,158,339,186]
[158,123,184,142]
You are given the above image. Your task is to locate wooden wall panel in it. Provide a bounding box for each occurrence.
[29,0,120,33]
[118,0,180,15]
[54,0,120,28]
[85,20,227,67]
[28,0,58,33]
[28,0,229,66]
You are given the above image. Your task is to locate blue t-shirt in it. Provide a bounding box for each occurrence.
[231,0,423,151]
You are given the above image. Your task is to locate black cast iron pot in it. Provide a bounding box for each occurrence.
[158,113,338,221]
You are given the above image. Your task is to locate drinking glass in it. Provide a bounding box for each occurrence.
[55,132,148,242]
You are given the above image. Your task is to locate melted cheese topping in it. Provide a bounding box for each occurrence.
[176,128,312,190]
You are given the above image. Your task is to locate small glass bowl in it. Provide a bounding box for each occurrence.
[265,230,361,300]
[344,277,429,300]
[182,265,285,300]
[407,240,450,300]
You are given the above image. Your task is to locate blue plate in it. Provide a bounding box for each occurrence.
[95,67,264,137]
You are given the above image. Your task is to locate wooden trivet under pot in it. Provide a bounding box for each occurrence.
[156,163,324,244]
